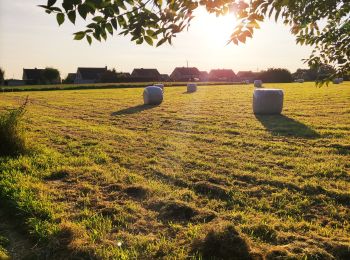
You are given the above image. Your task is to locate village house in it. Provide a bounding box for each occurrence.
[22,68,44,84]
[23,68,61,84]
[170,67,201,81]
[237,71,256,83]
[131,68,161,81]
[74,67,107,84]
[209,69,236,82]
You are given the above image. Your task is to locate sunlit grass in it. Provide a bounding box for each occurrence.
[0,82,349,258]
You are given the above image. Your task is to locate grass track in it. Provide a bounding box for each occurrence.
[0,82,349,259]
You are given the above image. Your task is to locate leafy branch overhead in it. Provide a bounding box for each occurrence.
[40,0,349,77]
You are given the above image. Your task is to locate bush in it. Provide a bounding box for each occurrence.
[0,98,28,156]
[259,68,293,83]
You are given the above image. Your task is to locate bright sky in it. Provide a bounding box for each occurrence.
[0,0,312,79]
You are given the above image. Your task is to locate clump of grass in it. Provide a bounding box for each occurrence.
[0,235,9,259]
[0,97,28,156]
[195,223,255,259]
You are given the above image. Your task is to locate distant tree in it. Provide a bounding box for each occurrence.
[293,64,337,81]
[100,69,131,83]
[0,68,4,84]
[259,68,293,83]
[63,73,75,84]
[39,0,349,80]
[292,69,309,81]
[42,67,60,84]
[100,69,119,83]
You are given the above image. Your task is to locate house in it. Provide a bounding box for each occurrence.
[199,71,209,81]
[131,68,161,81]
[209,69,236,81]
[23,68,61,84]
[170,67,201,81]
[237,71,256,83]
[23,68,45,84]
[74,67,107,84]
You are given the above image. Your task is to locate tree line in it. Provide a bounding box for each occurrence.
[1,65,348,85]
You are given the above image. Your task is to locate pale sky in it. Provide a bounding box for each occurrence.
[0,0,312,79]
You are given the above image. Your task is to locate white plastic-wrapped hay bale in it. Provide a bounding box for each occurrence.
[333,78,341,84]
[254,80,263,88]
[187,83,197,93]
[143,86,163,105]
[295,79,304,83]
[253,89,284,114]
[154,83,164,91]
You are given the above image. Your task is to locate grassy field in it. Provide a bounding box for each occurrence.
[0,82,349,259]
[0,81,240,92]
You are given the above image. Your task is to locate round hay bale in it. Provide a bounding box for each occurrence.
[187,83,197,93]
[253,89,284,115]
[254,80,263,88]
[333,78,341,84]
[143,86,163,105]
[154,83,164,91]
[295,79,304,83]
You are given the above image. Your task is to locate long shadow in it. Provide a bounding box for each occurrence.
[255,114,320,138]
[111,104,159,116]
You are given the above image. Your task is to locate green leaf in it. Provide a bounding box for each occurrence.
[111,18,118,30]
[92,16,104,23]
[78,4,89,19]
[47,0,57,7]
[146,30,154,36]
[144,36,153,45]
[68,10,76,24]
[136,38,143,44]
[106,23,113,35]
[86,35,92,45]
[156,38,167,47]
[56,13,65,26]
[74,31,85,40]
[62,1,74,12]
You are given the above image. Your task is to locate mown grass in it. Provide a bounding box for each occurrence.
[0,82,349,259]
[0,81,241,92]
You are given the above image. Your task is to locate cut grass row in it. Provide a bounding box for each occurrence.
[0,82,349,259]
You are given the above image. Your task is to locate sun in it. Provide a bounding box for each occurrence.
[192,8,238,47]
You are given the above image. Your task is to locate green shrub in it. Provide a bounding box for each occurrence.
[0,97,28,156]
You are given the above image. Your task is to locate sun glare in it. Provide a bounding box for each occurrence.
[192,8,237,47]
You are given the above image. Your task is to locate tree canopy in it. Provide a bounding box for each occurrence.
[42,67,61,83]
[0,68,4,83]
[259,68,293,83]
[40,0,349,78]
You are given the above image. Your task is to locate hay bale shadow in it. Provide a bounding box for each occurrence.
[255,114,320,138]
[111,104,159,116]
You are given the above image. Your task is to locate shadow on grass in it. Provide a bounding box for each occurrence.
[111,104,159,116]
[255,114,320,138]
